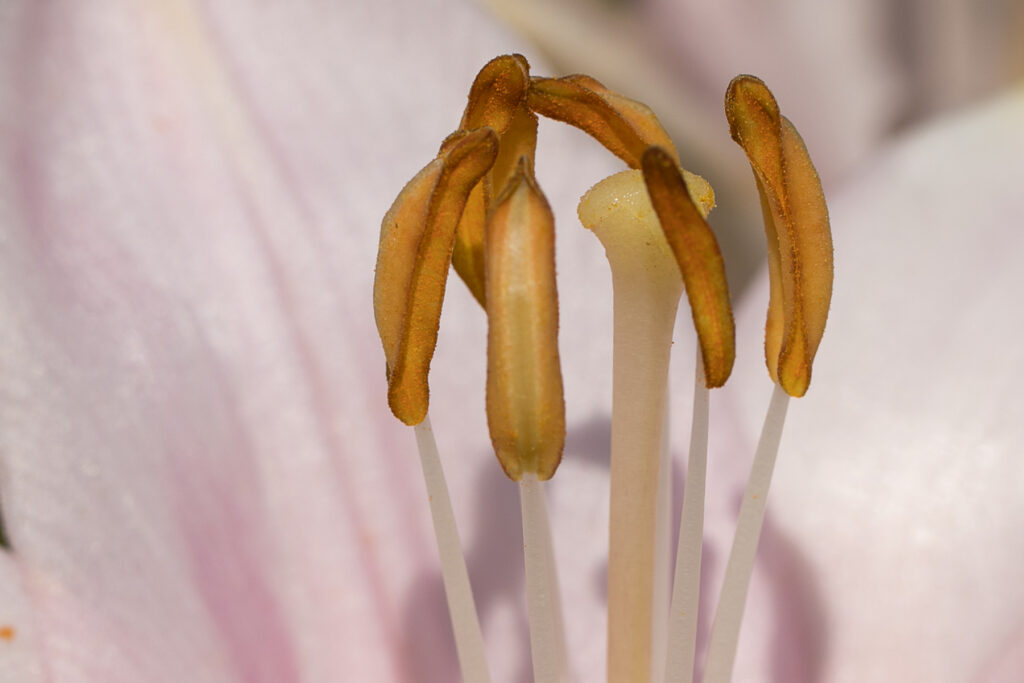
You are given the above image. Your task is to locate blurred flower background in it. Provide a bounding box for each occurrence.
[0,1,1022,682]
[481,0,1024,291]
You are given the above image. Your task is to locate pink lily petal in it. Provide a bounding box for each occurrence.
[0,0,618,681]
[0,553,44,681]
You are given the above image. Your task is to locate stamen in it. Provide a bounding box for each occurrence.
[528,75,677,168]
[460,54,531,133]
[413,416,492,683]
[641,146,734,389]
[724,75,833,397]
[452,54,536,306]
[374,128,499,424]
[663,351,710,683]
[520,472,570,683]
[484,157,569,680]
[700,76,833,682]
[701,384,790,683]
[484,157,565,481]
[562,74,680,165]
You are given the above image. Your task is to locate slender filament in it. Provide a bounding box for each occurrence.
[703,384,791,683]
[664,352,710,683]
[413,416,491,683]
[520,473,570,683]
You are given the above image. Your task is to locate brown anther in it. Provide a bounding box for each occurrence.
[374,127,500,425]
[460,54,531,134]
[527,75,677,168]
[451,55,538,307]
[485,157,566,481]
[641,146,735,388]
[725,75,833,397]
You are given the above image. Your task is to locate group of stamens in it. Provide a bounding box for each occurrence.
[374,54,833,683]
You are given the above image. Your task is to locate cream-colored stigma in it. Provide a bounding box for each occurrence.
[578,168,714,263]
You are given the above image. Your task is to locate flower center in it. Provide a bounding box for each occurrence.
[373,55,833,683]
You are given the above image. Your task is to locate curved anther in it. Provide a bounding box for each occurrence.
[527,75,677,168]
[725,75,833,397]
[374,127,500,424]
[485,157,565,481]
[452,54,539,306]
[642,146,735,388]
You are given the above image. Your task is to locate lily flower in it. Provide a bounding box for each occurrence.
[0,2,1022,683]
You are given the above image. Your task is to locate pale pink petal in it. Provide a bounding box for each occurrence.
[0,553,45,681]
[982,627,1024,683]
[0,0,618,681]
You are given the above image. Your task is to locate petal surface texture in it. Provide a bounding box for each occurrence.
[0,1,611,681]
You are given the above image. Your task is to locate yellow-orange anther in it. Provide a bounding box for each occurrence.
[460,54,531,133]
[642,146,735,388]
[374,128,499,425]
[485,157,566,481]
[452,54,538,307]
[725,75,833,397]
[527,75,678,168]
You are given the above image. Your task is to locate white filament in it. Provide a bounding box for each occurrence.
[413,416,491,683]
[664,352,710,683]
[520,472,570,683]
[702,384,790,683]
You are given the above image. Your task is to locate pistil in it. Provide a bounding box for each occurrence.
[650,386,673,683]
[579,169,693,683]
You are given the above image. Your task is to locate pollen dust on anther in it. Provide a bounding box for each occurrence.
[0,625,15,642]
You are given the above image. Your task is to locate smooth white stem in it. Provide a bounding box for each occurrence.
[664,352,710,683]
[702,384,790,683]
[579,170,683,683]
[414,416,491,683]
[520,473,570,683]
[651,383,673,683]
[606,273,679,683]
